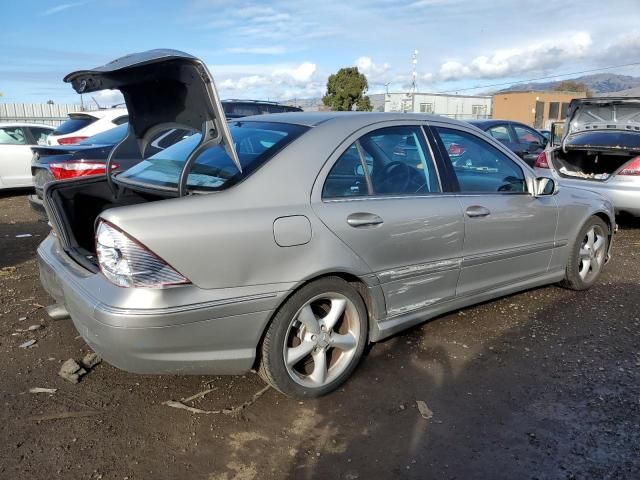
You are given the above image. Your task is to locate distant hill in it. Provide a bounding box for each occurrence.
[500,73,640,94]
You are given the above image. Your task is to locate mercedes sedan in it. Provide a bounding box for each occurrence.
[38,50,615,397]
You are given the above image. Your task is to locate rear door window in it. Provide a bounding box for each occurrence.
[52,115,97,135]
[0,126,27,145]
[513,125,545,145]
[487,125,512,142]
[28,127,53,145]
[434,127,526,194]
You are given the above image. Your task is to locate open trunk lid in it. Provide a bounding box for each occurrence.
[560,97,640,151]
[64,49,241,192]
[45,49,240,269]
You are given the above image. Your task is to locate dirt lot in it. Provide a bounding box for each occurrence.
[1,192,639,480]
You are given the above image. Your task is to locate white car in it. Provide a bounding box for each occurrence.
[47,108,128,145]
[0,123,54,189]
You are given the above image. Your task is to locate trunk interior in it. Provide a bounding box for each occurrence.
[46,178,168,272]
[552,149,637,181]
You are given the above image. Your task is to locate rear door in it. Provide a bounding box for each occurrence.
[312,123,464,318]
[0,126,33,187]
[430,123,558,297]
[511,123,546,167]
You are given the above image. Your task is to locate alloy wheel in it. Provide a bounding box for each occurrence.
[578,224,606,283]
[283,292,361,388]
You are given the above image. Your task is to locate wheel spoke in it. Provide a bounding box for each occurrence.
[331,332,357,351]
[309,350,328,385]
[579,247,590,260]
[286,341,315,367]
[297,305,320,334]
[579,258,591,279]
[585,228,595,248]
[321,298,347,331]
[593,235,605,253]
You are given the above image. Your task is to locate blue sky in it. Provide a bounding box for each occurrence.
[1,0,640,105]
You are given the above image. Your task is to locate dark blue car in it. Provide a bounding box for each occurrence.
[29,124,189,218]
[467,119,548,167]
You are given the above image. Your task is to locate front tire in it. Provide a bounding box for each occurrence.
[258,277,368,398]
[560,216,609,290]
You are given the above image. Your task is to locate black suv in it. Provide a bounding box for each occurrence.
[222,100,302,119]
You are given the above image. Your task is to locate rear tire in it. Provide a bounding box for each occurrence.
[560,216,609,290]
[258,277,368,398]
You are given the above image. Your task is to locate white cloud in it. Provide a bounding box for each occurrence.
[92,90,124,107]
[355,56,391,83]
[213,62,322,99]
[436,32,593,81]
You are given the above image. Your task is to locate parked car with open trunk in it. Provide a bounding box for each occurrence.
[535,97,640,217]
[37,50,615,398]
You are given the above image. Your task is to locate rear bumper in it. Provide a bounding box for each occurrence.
[37,234,290,375]
[537,168,640,217]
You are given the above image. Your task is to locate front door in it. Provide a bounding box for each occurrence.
[431,124,558,297]
[0,126,32,187]
[312,125,464,317]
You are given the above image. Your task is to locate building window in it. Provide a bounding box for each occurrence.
[561,102,570,119]
[471,104,486,118]
[548,102,560,120]
[419,103,433,113]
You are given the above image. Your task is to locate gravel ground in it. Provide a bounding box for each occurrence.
[1,192,639,480]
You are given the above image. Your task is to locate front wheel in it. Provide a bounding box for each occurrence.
[561,216,609,290]
[258,277,368,398]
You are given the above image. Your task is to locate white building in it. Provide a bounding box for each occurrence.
[379,92,492,119]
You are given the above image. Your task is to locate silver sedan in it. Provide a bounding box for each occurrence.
[38,50,615,397]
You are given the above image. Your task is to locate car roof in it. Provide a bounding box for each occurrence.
[467,119,537,130]
[0,122,55,129]
[235,111,474,129]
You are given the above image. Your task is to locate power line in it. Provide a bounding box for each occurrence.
[435,61,640,94]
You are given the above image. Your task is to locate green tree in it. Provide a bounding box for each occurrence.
[553,80,593,97]
[322,67,372,111]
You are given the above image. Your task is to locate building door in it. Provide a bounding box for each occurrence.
[534,100,545,128]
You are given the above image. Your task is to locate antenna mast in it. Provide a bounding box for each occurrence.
[411,49,418,112]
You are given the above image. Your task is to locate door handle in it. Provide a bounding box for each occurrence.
[347,212,384,228]
[465,205,491,218]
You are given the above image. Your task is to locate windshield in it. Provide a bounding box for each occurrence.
[117,121,308,191]
[79,124,128,145]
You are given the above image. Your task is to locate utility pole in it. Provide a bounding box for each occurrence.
[411,49,418,113]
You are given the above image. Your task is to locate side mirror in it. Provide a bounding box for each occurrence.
[551,122,565,147]
[535,177,558,196]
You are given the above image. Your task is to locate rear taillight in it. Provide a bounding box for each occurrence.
[96,221,190,288]
[57,136,88,145]
[534,151,550,169]
[618,156,640,176]
[49,160,118,180]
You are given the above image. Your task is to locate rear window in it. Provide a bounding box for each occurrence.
[223,103,261,117]
[52,115,97,135]
[79,124,128,145]
[117,121,308,191]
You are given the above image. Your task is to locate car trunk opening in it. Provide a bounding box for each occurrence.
[44,177,169,272]
[551,149,639,181]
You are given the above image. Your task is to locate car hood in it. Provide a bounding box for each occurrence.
[63,49,240,172]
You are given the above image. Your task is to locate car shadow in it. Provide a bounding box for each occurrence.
[280,282,640,479]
